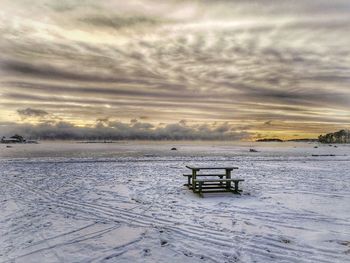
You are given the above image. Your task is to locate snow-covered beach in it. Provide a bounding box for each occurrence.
[1,141,349,262]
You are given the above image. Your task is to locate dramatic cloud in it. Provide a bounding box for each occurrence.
[79,15,162,30]
[17,108,49,118]
[0,0,349,139]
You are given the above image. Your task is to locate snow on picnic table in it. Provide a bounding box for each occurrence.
[0,141,350,263]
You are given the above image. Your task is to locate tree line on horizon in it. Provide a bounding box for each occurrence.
[318,129,350,144]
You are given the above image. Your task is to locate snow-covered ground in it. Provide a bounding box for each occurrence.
[0,141,349,263]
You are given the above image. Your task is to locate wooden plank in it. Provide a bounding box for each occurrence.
[193,189,241,194]
[183,174,227,177]
[190,186,235,190]
[194,189,242,192]
[189,183,236,188]
[191,183,223,187]
[195,178,244,182]
[191,185,242,190]
[186,166,238,170]
[186,166,200,171]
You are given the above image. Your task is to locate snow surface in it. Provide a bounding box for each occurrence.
[0,141,349,262]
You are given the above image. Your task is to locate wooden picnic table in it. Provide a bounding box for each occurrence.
[184,166,243,197]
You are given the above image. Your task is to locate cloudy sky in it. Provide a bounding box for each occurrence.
[0,0,349,140]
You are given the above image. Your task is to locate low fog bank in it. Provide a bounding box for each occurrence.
[0,120,250,141]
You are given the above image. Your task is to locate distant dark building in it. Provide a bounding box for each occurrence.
[11,134,25,142]
[1,134,26,143]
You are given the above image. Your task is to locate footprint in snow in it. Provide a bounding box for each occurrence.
[143,248,151,256]
[160,240,168,247]
[338,241,350,246]
[183,251,193,257]
[280,238,291,244]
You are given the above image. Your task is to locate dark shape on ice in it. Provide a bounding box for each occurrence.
[281,239,291,244]
[143,248,151,256]
[161,240,168,246]
[1,135,38,144]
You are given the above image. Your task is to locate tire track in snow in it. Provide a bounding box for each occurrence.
[3,224,121,263]
[4,179,348,263]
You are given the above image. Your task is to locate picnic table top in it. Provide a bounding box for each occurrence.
[186,166,238,170]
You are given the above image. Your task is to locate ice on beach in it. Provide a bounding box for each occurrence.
[1,141,350,262]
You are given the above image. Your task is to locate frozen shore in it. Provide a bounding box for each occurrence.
[1,142,350,262]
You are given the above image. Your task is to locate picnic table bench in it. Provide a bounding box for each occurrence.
[184,166,244,197]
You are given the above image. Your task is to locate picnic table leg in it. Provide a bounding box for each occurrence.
[188,175,191,188]
[225,169,232,190]
[192,169,197,193]
[231,181,242,195]
[234,181,239,193]
[198,181,203,198]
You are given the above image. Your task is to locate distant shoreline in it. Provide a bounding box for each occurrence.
[77,141,119,144]
[256,138,318,142]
